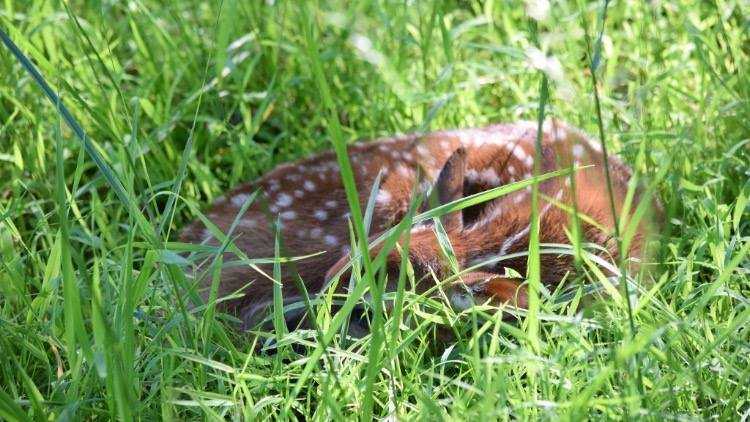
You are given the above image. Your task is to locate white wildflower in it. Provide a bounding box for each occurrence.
[525,47,565,82]
[525,0,550,21]
[349,34,384,65]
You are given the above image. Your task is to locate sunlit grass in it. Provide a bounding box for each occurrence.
[0,0,748,420]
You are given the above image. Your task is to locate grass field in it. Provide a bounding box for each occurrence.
[1,0,749,420]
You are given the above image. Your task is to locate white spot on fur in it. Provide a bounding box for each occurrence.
[541,119,554,136]
[440,140,451,150]
[509,144,529,163]
[402,152,413,161]
[325,200,338,208]
[507,165,516,175]
[410,224,431,233]
[480,168,501,185]
[587,138,603,152]
[296,229,307,238]
[550,121,568,140]
[499,224,531,255]
[572,144,585,158]
[324,235,338,246]
[310,227,323,237]
[304,180,316,191]
[270,205,279,213]
[396,164,412,177]
[232,193,250,207]
[280,210,296,220]
[525,155,534,167]
[268,181,280,192]
[314,209,328,221]
[376,189,392,205]
[497,193,560,255]
[276,193,292,207]
[240,219,257,229]
[286,173,301,182]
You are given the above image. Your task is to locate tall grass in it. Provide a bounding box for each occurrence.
[1,0,748,420]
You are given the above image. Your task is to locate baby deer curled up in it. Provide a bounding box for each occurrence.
[180,120,652,329]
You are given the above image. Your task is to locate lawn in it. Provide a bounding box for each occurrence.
[1,0,748,420]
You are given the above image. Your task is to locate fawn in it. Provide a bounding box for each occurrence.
[180,120,649,329]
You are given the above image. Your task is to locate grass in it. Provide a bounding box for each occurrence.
[1,0,748,419]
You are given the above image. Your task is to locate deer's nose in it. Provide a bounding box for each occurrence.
[450,272,528,310]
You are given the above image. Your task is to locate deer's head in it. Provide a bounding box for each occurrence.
[324,147,528,310]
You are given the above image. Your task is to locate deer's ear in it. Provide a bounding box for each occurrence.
[433,147,467,230]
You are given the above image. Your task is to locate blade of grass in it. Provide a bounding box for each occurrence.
[525,73,549,356]
[54,114,91,382]
[272,219,289,343]
[0,28,158,246]
[91,258,134,421]
[0,387,31,422]
[298,4,385,418]
[580,0,644,403]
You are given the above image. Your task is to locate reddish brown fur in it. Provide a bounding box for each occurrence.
[180,120,650,327]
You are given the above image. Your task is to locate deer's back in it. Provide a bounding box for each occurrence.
[180,120,643,324]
